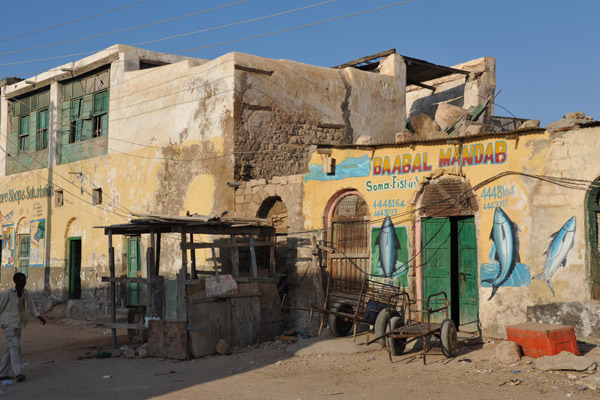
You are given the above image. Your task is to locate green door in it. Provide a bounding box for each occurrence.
[422,217,478,328]
[68,238,82,299]
[422,218,451,322]
[457,217,479,330]
[17,235,30,277]
[588,188,600,299]
[127,237,142,305]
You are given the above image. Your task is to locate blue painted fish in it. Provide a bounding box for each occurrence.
[482,207,520,300]
[533,217,576,296]
[375,216,400,278]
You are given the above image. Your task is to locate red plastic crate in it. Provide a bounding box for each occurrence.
[506,322,579,358]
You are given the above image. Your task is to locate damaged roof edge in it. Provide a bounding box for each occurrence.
[332,49,469,84]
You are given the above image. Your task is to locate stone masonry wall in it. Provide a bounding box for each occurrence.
[234,175,318,329]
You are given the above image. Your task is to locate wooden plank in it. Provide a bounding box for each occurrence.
[231,295,261,349]
[231,235,239,278]
[333,49,396,69]
[211,245,219,279]
[269,235,276,276]
[192,293,260,304]
[180,241,276,250]
[257,282,282,341]
[147,320,188,360]
[177,231,188,321]
[102,277,150,284]
[187,282,232,358]
[99,323,146,330]
[249,235,258,279]
[148,275,165,319]
[155,232,161,275]
[234,64,273,75]
[190,233,197,279]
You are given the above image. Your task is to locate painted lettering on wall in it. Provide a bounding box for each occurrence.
[372,198,406,218]
[480,184,516,210]
[366,176,419,193]
[0,185,54,205]
[371,141,508,176]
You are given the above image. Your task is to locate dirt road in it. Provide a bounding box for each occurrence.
[2,312,599,400]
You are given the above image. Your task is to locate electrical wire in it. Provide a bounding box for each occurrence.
[0,0,149,44]
[0,1,416,67]
[0,0,252,56]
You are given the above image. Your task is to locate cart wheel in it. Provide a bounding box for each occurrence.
[440,319,458,358]
[328,303,354,337]
[386,316,406,356]
[374,309,401,345]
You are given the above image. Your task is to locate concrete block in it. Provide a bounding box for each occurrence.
[495,341,521,364]
[534,352,595,372]
[519,120,540,129]
[356,135,372,145]
[288,175,303,184]
[435,103,468,132]
[410,113,439,137]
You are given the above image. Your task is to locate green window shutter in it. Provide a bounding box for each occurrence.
[75,120,83,142]
[101,114,108,136]
[81,94,93,118]
[82,119,93,140]
[71,98,82,119]
[10,116,19,154]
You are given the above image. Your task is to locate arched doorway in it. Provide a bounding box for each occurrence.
[416,175,478,330]
[325,190,370,290]
[257,196,288,274]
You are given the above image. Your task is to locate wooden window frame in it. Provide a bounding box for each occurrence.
[36,108,49,151]
[18,115,30,153]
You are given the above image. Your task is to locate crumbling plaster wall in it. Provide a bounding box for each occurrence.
[406,57,495,122]
[0,47,238,305]
[523,126,600,339]
[232,52,405,180]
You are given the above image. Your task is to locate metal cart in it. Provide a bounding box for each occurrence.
[368,291,458,364]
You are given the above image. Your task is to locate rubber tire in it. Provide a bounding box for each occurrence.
[440,319,458,358]
[374,309,401,345]
[386,316,406,356]
[328,303,354,337]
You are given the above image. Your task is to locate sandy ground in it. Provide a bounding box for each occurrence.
[1,309,600,399]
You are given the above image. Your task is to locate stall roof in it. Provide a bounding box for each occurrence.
[97,213,275,236]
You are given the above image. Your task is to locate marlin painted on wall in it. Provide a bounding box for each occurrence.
[532,217,576,296]
[482,207,521,300]
[374,216,401,279]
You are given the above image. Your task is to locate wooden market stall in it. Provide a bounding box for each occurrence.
[98,213,282,359]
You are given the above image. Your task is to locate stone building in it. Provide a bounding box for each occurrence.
[0,45,491,326]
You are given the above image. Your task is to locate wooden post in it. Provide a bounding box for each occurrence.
[230,235,239,278]
[269,234,276,276]
[177,231,188,321]
[311,236,324,311]
[249,235,258,279]
[211,245,219,281]
[189,233,197,280]
[108,231,117,350]
[155,232,161,275]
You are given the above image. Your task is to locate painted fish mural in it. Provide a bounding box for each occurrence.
[532,217,576,296]
[374,216,401,278]
[482,207,520,300]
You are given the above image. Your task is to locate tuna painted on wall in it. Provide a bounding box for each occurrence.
[29,219,46,267]
[370,216,409,287]
[533,217,576,296]
[481,207,531,299]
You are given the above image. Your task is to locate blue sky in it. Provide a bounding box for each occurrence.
[1,0,598,127]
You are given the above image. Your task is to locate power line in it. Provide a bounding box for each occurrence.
[173,0,416,54]
[0,0,150,44]
[134,0,338,47]
[0,1,415,67]
[0,0,252,56]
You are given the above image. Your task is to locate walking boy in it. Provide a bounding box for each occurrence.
[0,272,46,382]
